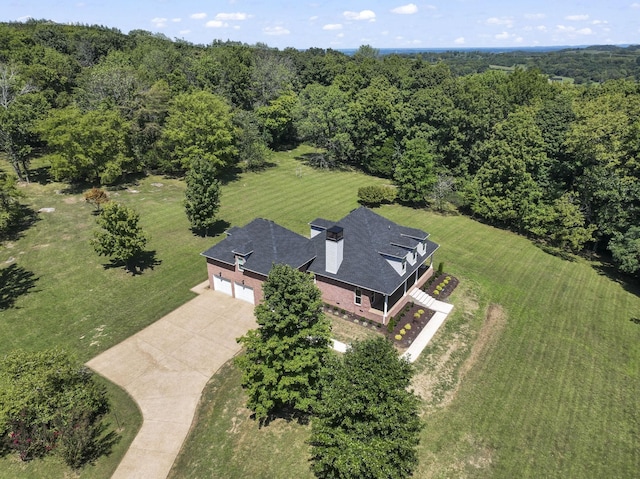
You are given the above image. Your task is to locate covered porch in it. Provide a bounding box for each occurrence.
[369,262,434,324]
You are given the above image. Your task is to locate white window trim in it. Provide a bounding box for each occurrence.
[354,288,362,305]
[237,256,245,272]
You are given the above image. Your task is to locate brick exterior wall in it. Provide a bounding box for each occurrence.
[206,258,266,303]
[206,259,435,324]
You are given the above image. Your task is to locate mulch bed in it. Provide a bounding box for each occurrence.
[385,272,459,348]
[324,272,459,350]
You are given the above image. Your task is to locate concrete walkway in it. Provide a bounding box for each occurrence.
[87,284,256,479]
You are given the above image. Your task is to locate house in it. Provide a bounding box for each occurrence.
[201,207,439,324]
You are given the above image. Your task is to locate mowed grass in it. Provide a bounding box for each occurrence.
[171,149,639,478]
[2,146,639,477]
[0,161,214,477]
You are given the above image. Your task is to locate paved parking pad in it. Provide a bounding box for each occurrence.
[87,287,256,479]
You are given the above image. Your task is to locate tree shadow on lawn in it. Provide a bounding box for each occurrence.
[190,219,230,238]
[533,241,577,262]
[591,255,640,299]
[253,406,311,429]
[3,204,39,242]
[102,250,161,276]
[295,152,350,171]
[0,263,39,310]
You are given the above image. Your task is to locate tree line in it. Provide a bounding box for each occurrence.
[1,20,639,276]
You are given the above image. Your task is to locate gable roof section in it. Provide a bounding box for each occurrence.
[308,207,438,295]
[201,218,316,276]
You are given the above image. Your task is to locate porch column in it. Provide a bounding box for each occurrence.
[383,295,388,324]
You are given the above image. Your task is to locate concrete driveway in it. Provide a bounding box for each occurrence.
[87,284,256,479]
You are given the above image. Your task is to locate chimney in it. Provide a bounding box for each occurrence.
[325,225,344,274]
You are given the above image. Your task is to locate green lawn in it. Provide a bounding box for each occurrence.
[2,146,639,477]
[171,149,640,478]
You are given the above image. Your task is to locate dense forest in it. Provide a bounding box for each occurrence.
[1,20,639,278]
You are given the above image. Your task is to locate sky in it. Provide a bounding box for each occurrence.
[4,1,640,50]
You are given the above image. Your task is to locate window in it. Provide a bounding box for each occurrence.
[237,256,245,272]
[354,288,362,305]
[402,258,406,272]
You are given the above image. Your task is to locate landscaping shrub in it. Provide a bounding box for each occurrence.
[405,323,412,330]
[437,262,444,275]
[357,185,397,206]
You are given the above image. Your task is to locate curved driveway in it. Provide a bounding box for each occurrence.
[87,284,256,479]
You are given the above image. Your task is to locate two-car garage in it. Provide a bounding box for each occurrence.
[212,274,255,305]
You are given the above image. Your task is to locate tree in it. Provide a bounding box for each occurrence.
[91,202,148,272]
[235,264,331,424]
[37,106,134,184]
[393,136,438,204]
[184,157,221,235]
[357,185,397,207]
[160,90,237,174]
[609,227,640,276]
[0,349,111,467]
[83,187,109,213]
[0,172,24,239]
[0,63,46,182]
[234,109,271,170]
[310,338,423,479]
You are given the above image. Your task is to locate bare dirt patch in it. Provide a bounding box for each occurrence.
[412,297,506,412]
[63,196,78,204]
[457,303,506,382]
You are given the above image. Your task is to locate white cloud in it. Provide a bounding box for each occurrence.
[524,13,545,20]
[172,18,181,23]
[592,19,608,25]
[17,15,32,22]
[76,2,86,7]
[537,25,547,31]
[190,13,207,19]
[555,25,593,35]
[495,31,510,40]
[323,23,343,30]
[264,26,290,35]
[486,16,514,27]
[337,33,344,38]
[391,4,418,15]
[151,17,168,28]
[454,36,465,44]
[179,30,191,35]
[633,2,640,8]
[309,15,319,21]
[215,12,249,21]
[206,20,228,28]
[515,36,524,43]
[565,14,589,21]
[344,10,376,22]
[411,39,422,44]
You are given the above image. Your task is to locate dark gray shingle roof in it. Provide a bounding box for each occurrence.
[201,218,316,276]
[308,207,438,295]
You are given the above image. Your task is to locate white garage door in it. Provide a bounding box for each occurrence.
[213,275,232,296]
[234,282,255,304]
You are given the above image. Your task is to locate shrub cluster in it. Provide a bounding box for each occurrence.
[357,185,397,206]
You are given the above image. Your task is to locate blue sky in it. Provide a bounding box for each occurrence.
[4,1,640,49]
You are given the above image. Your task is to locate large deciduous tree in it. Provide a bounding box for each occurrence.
[310,338,423,479]
[235,264,331,424]
[0,63,46,182]
[184,157,221,235]
[91,202,148,272]
[160,90,237,174]
[37,105,134,184]
[609,226,640,276]
[0,349,111,468]
[393,136,438,205]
